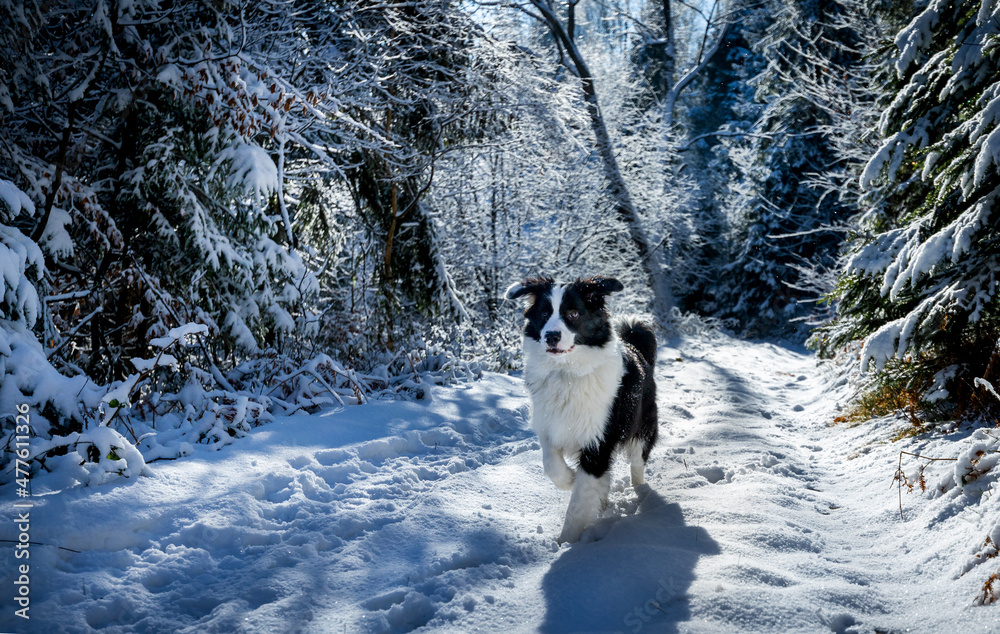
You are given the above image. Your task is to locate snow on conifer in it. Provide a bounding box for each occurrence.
[823,0,1000,411]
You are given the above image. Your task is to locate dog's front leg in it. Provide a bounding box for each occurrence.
[558,471,610,543]
[541,439,575,491]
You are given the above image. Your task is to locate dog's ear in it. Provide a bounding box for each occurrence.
[505,276,553,301]
[576,276,624,305]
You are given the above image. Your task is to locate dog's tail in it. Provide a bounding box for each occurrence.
[616,317,657,367]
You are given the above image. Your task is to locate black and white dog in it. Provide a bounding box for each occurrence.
[506,276,658,543]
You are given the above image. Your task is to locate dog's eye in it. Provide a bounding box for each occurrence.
[566,309,580,321]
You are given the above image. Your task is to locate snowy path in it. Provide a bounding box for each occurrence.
[9,335,1000,632]
[650,338,886,633]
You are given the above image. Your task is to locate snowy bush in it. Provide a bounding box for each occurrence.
[938,427,1000,606]
[1,314,489,489]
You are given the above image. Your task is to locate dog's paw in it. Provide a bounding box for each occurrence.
[556,528,583,546]
[547,466,575,491]
[557,520,585,544]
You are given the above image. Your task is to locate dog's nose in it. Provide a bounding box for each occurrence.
[544,331,560,347]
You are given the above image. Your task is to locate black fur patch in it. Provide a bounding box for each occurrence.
[579,319,659,479]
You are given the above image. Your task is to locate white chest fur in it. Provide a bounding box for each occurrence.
[523,336,624,452]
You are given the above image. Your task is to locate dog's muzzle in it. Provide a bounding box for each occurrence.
[544,331,574,355]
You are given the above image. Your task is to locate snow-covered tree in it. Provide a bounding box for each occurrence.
[0,179,44,385]
[0,0,553,484]
[430,9,697,329]
[672,7,764,315]
[0,0,529,373]
[2,0,333,379]
[507,0,679,319]
[717,0,858,337]
[820,0,1000,415]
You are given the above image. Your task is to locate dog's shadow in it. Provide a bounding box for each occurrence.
[539,486,718,633]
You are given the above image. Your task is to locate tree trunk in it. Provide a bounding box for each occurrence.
[661,0,675,96]
[578,76,675,318]
[527,0,675,320]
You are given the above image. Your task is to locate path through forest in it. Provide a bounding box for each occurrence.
[12,335,999,633]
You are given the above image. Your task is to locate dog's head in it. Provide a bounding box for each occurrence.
[505,276,624,357]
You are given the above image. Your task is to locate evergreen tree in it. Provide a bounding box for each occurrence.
[674,12,764,315]
[820,0,1000,416]
[0,179,42,348]
[719,0,858,336]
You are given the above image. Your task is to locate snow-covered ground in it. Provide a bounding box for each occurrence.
[6,334,1000,633]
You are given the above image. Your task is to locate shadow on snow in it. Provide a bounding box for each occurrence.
[539,486,719,634]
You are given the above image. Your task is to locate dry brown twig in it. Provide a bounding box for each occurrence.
[977,573,1000,606]
[892,451,957,521]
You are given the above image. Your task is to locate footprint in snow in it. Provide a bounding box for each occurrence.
[252,474,295,503]
[696,466,727,484]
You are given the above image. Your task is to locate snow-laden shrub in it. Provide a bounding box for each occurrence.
[0,182,41,333]
[937,426,1000,606]
[2,312,487,490]
[935,425,1000,503]
[668,307,731,341]
[0,180,135,486]
[0,180,96,449]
